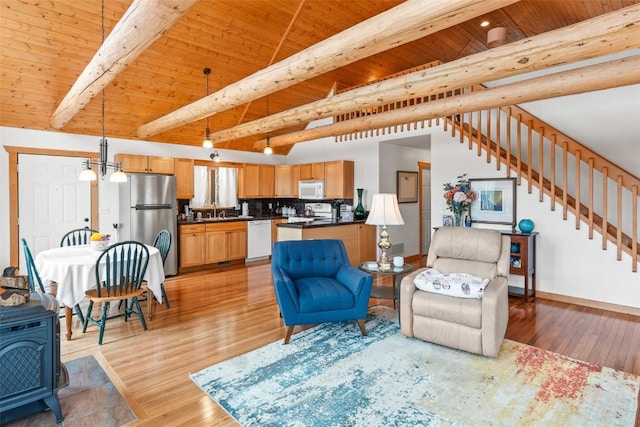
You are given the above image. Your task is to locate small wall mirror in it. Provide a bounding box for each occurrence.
[192,165,238,208]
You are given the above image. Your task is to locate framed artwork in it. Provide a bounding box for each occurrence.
[469,178,517,227]
[397,171,418,203]
[443,215,453,226]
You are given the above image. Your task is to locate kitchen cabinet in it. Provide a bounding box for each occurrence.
[299,162,324,180]
[275,165,295,197]
[260,164,275,197]
[179,224,206,267]
[357,223,376,265]
[271,218,288,246]
[241,163,274,198]
[205,222,247,263]
[324,160,354,199]
[115,154,175,174]
[174,158,194,199]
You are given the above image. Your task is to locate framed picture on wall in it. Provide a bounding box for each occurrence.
[469,177,517,227]
[397,171,418,203]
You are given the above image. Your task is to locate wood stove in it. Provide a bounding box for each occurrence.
[0,293,64,423]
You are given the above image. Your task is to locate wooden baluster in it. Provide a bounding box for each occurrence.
[632,185,638,272]
[516,113,522,185]
[588,158,594,239]
[562,141,568,221]
[468,110,474,150]
[616,175,623,261]
[550,134,556,211]
[506,107,512,176]
[527,121,533,194]
[477,110,482,157]
[539,127,544,202]
[575,149,581,228]
[496,108,501,170]
[602,166,608,250]
[486,108,491,163]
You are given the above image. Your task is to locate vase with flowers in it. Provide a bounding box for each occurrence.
[443,174,476,226]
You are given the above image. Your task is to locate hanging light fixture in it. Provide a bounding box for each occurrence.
[202,67,213,149]
[78,0,126,183]
[263,95,273,154]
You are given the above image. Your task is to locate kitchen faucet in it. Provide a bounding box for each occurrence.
[212,203,217,218]
[219,211,226,218]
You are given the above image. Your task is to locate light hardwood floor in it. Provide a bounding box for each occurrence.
[59,259,640,426]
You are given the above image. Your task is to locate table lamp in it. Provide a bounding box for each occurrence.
[365,193,404,271]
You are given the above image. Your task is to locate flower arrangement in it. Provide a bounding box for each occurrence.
[443,174,476,222]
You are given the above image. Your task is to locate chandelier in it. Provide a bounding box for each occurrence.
[78,0,126,183]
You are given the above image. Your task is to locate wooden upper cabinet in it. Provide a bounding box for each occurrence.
[324,160,354,199]
[174,158,194,200]
[115,154,175,174]
[299,162,324,180]
[292,164,300,197]
[241,163,260,198]
[260,165,275,198]
[241,163,274,198]
[275,165,294,197]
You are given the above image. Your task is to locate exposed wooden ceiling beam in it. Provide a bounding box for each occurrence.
[205,3,634,149]
[258,55,640,148]
[49,0,198,129]
[137,0,518,138]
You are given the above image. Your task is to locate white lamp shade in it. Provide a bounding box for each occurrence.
[263,145,273,155]
[78,168,97,181]
[202,138,213,149]
[109,170,128,183]
[365,193,404,226]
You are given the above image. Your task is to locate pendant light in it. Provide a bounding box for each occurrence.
[202,67,213,149]
[263,96,273,155]
[78,0,126,183]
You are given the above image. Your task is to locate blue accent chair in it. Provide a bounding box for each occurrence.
[271,239,373,344]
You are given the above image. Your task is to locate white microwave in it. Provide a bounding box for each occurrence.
[298,180,324,200]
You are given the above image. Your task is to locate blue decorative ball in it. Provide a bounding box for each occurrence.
[518,219,535,233]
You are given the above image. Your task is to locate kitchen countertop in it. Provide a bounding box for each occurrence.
[276,219,367,228]
[178,216,367,227]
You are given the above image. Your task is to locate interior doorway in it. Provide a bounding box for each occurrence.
[418,162,431,256]
[18,154,93,272]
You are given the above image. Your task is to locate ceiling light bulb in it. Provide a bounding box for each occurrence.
[79,168,97,182]
[109,170,128,183]
[480,20,489,27]
[263,145,273,155]
[203,138,213,149]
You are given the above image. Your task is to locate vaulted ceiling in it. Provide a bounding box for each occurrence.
[1,0,638,155]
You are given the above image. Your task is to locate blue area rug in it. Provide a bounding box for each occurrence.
[190,306,639,426]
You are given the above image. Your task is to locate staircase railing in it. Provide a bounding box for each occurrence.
[334,80,639,272]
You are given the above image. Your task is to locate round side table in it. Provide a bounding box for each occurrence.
[358,261,413,311]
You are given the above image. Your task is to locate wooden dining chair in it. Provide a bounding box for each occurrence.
[22,238,86,325]
[60,227,98,247]
[152,229,171,309]
[82,241,149,345]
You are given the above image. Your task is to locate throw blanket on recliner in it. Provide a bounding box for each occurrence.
[414,268,489,299]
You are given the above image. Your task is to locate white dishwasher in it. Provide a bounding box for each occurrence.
[246,220,272,262]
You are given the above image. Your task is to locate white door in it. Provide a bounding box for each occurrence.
[421,167,431,255]
[18,154,92,271]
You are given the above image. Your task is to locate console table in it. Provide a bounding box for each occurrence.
[501,231,538,302]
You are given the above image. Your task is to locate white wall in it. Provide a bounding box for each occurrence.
[429,126,639,309]
[2,114,637,309]
[0,126,284,267]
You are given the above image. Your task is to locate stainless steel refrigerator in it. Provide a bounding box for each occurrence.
[118,174,178,276]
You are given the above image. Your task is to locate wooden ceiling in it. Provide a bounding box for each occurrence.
[1,0,638,154]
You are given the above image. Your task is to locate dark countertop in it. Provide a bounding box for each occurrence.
[276,219,367,228]
[179,215,294,225]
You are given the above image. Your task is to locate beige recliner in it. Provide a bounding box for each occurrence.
[400,227,510,357]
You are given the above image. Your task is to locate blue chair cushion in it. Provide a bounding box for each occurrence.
[296,277,356,312]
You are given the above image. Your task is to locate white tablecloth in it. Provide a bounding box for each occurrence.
[35,244,165,308]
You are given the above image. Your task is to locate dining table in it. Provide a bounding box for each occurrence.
[35,244,165,340]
